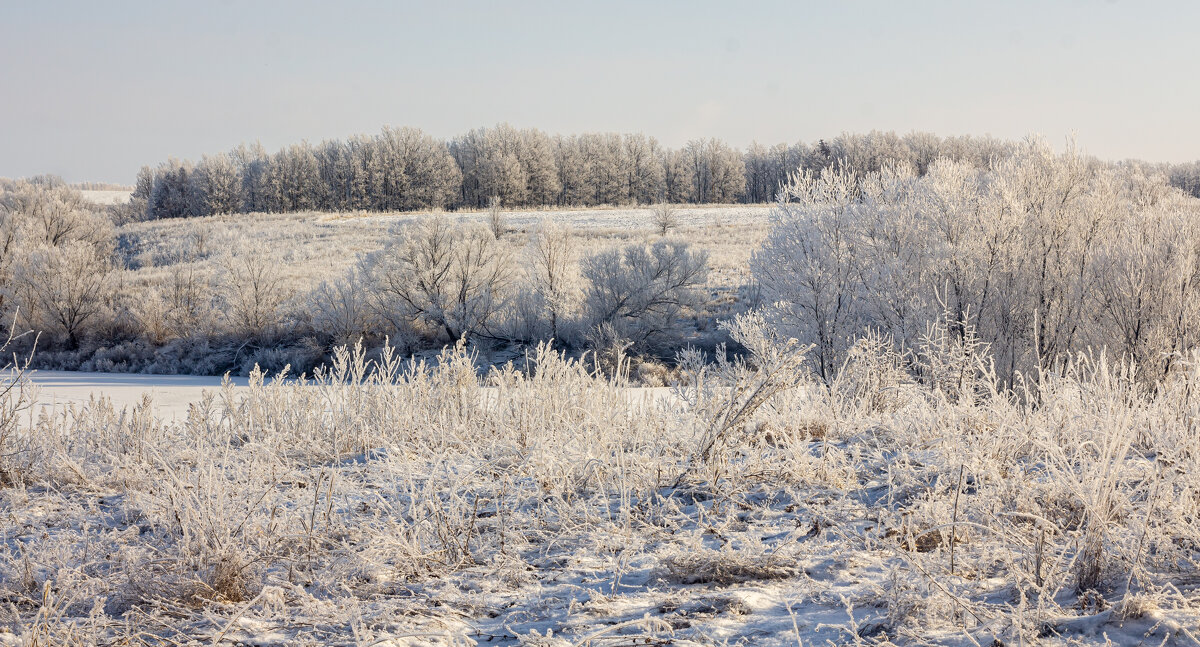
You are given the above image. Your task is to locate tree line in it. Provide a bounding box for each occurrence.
[137,127,1036,219]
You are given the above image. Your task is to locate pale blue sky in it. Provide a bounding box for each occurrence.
[1,0,1196,182]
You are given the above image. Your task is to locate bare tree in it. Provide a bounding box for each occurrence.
[582,240,708,348]
[652,202,679,236]
[365,217,513,342]
[11,242,114,348]
[487,196,506,239]
[308,268,377,346]
[524,220,581,340]
[133,263,219,344]
[219,243,291,340]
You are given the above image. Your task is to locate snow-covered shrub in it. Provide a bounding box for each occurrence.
[673,311,811,476]
[127,263,219,345]
[829,329,915,416]
[0,321,32,486]
[306,268,377,347]
[364,217,513,342]
[519,220,582,343]
[5,330,1200,643]
[581,239,708,350]
[218,241,292,341]
[487,195,506,239]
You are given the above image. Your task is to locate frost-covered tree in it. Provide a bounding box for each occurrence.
[308,268,376,346]
[1168,160,1200,198]
[133,126,1056,216]
[554,134,592,206]
[679,139,745,203]
[752,136,1199,385]
[0,212,15,320]
[0,180,112,247]
[190,153,242,216]
[10,241,114,348]
[364,217,513,341]
[743,142,781,203]
[581,133,627,206]
[523,220,581,341]
[219,243,291,339]
[0,182,115,342]
[276,143,323,212]
[751,166,864,382]
[652,202,679,236]
[452,125,530,208]
[582,240,708,348]
[518,128,562,206]
[832,131,911,176]
[903,131,943,175]
[663,149,692,203]
[232,141,272,213]
[373,126,461,211]
[1092,206,1200,375]
[623,134,666,204]
[149,159,202,218]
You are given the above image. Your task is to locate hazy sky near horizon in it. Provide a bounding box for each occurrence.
[1,0,1195,183]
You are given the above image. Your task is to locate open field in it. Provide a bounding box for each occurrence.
[358,204,775,231]
[78,189,132,205]
[117,204,771,298]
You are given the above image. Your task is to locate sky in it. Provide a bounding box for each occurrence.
[1,0,1196,183]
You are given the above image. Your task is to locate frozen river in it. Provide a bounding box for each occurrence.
[20,370,678,423]
[24,370,249,421]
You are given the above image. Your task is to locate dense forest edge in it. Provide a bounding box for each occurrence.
[123,125,1200,221]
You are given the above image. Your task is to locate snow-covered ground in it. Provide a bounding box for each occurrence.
[79,189,132,205]
[356,204,776,232]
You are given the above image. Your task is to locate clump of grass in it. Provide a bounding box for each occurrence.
[662,548,800,585]
[0,318,33,487]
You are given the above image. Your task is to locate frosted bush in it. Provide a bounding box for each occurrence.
[363,217,513,342]
[581,239,708,350]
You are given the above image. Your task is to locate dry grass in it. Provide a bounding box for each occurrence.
[662,549,802,585]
